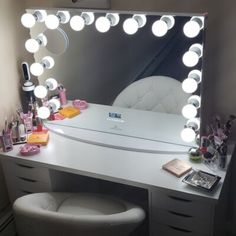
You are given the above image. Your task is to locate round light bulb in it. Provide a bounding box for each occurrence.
[152,20,168,37]
[181,128,196,143]
[70,15,85,31]
[182,78,198,93]
[30,63,44,76]
[42,56,55,69]
[21,13,36,28]
[25,39,40,53]
[45,78,58,91]
[183,20,201,38]
[48,99,60,112]
[182,50,199,67]
[34,85,48,99]
[123,18,139,35]
[95,16,111,33]
[182,104,197,119]
[37,106,50,119]
[45,15,60,30]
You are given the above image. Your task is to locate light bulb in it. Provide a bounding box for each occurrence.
[37,106,50,119]
[21,13,36,28]
[82,12,95,25]
[95,16,111,33]
[30,63,44,76]
[48,98,60,112]
[25,39,40,53]
[182,50,199,67]
[34,85,48,99]
[181,128,196,142]
[152,20,168,37]
[187,118,200,131]
[45,78,58,91]
[183,21,200,38]
[183,16,204,38]
[70,15,85,31]
[42,56,55,69]
[45,14,60,29]
[182,78,198,93]
[123,18,139,35]
[182,104,197,119]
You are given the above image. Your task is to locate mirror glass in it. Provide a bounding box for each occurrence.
[26,9,206,149]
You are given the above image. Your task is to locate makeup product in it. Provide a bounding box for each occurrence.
[20,144,40,156]
[73,99,88,110]
[58,85,67,105]
[21,112,33,134]
[0,132,13,152]
[58,106,80,118]
[18,123,27,142]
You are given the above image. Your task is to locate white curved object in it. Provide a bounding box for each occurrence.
[113,76,189,115]
[13,192,145,236]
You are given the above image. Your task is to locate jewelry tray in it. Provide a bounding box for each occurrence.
[182,170,221,191]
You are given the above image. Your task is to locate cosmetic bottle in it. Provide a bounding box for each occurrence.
[58,85,67,106]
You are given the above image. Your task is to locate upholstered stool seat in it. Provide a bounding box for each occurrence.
[13,192,145,236]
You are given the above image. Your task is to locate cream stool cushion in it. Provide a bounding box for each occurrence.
[13,192,145,236]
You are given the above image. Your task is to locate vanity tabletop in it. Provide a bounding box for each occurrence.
[0,129,232,203]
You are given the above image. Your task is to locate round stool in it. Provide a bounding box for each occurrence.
[13,192,145,236]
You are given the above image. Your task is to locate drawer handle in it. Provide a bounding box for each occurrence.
[168,225,192,233]
[16,163,35,169]
[168,195,192,203]
[17,176,37,183]
[168,210,193,218]
[21,190,33,194]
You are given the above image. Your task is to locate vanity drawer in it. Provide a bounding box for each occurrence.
[14,176,52,193]
[151,189,214,219]
[150,222,209,236]
[152,208,211,234]
[3,160,50,183]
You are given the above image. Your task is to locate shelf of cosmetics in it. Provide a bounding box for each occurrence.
[0,103,43,152]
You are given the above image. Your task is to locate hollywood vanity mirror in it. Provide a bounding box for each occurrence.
[22,9,206,152]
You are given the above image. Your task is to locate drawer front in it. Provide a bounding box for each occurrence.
[152,208,211,234]
[4,160,50,183]
[150,222,209,236]
[151,189,214,219]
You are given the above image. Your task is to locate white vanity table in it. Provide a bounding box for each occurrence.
[0,107,233,236]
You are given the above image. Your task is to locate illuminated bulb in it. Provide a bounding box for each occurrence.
[37,106,50,119]
[70,15,85,31]
[42,56,55,69]
[182,104,197,119]
[70,12,95,31]
[21,13,36,28]
[123,14,146,35]
[152,20,168,37]
[48,98,60,112]
[95,16,111,33]
[45,78,58,91]
[45,14,60,29]
[30,63,44,76]
[123,18,139,35]
[152,15,175,37]
[25,39,40,53]
[183,16,204,38]
[182,44,203,67]
[181,128,196,143]
[34,85,48,99]
[21,10,47,28]
[182,78,198,93]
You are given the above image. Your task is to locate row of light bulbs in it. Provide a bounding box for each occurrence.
[21,10,204,38]
[22,9,205,143]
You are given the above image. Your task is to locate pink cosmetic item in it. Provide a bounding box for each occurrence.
[19,144,40,156]
[0,132,13,152]
[58,85,67,106]
[73,99,88,110]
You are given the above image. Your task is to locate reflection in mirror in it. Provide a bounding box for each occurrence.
[44,28,69,55]
[23,9,206,148]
